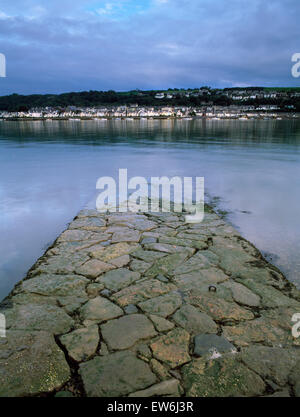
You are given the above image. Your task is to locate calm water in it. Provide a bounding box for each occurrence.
[1,118,300,300]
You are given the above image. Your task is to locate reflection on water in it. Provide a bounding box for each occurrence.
[0,118,300,300]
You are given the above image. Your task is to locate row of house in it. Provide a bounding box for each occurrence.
[1,103,298,120]
[153,89,300,101]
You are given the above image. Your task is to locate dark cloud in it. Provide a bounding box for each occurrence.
[0,0,299,94]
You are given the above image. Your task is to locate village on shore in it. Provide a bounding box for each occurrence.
[0,87,299,121]
[0,104,299,121]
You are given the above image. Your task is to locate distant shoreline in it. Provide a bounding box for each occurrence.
[1,112,299,122]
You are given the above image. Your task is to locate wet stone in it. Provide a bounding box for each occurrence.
[129,379,183,397]
[55,391,74,398]
[137,343,152,361]
[289,360,300,397]
[112,279,176,306]
[79,351,156,397]
[19,274,89,298]
[182,355,265,397]
[150,359,170,380]
[110,255,130,268]
[111,229,141,243]
[146,250,194,278]
[149,315,175,332]
[129,259,151,273]
[188,290,254,323]
[86,283,105,298]
[150,328,191,368]
[159,236,208,250]
[6,303,74,334]
[4,207,300,398]
[174,268,229,291]
[240,346,299,386]
[100,289,112,297]
[59,325,99,362]
[173,251,218,275]
[131,249,167,263]
[90,242,139,262]
[30,254,89,276]
[58,296,88,315]
[209,246,256,276]
[77,259,115,279]
[143,242,194,254]
[98,268,140,292]
[99,342,109,356]
[69,217,106,230]
[266,390,291,397]
[222,317,290,348]
[58,229,93,242]
[124,304,138,314]
[156,274,169,283]
[80,297,123,324]
[0,330,70,397]
[235,278,300,309]
[141,237,157,244]
[193,334,236,357]
[139,291,182,318]
[172,304,218,335]
[223,281,261,307]
[101,314,157,350]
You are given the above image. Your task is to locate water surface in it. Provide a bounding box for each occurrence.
[1,118,300,300]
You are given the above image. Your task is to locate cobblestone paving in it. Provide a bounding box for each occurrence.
[1,207,300,397]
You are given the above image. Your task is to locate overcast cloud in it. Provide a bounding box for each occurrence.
[0,0,299,94]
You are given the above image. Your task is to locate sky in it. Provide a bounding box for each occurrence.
[0,0,299,95]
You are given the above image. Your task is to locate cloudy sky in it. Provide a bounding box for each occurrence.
[0,0,299,95]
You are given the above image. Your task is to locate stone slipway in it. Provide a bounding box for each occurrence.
[1,207,300,397]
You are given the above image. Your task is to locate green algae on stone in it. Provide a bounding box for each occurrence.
[150,328,191,368]
[139,291,182,318]
[129,259,151,273]
[98,268,140,292]
[182,355,265,397]
[80,296,123,324]
[0,330,70,397]
[240,346,300,387]
[222,280,261,307]
[172,304,218,335]
[150,358,170,380]
[79,351,156,397]
[222,316,291,348]
[149,314,175,332]
[110,254,130,267]
[111,229,141,243]
[19,274,89,297]
[90,242,139,262]
[145,250,194,278]
[5,303,74,334]
[131,248,167,263]
[173,251,219,275]
[77,259,115,279]
[188,290,254,323]
[129,378,183,397]
[112,279,176,306]
[60,325,99,362]
[174,269,229,292]
[101,314,157,350]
